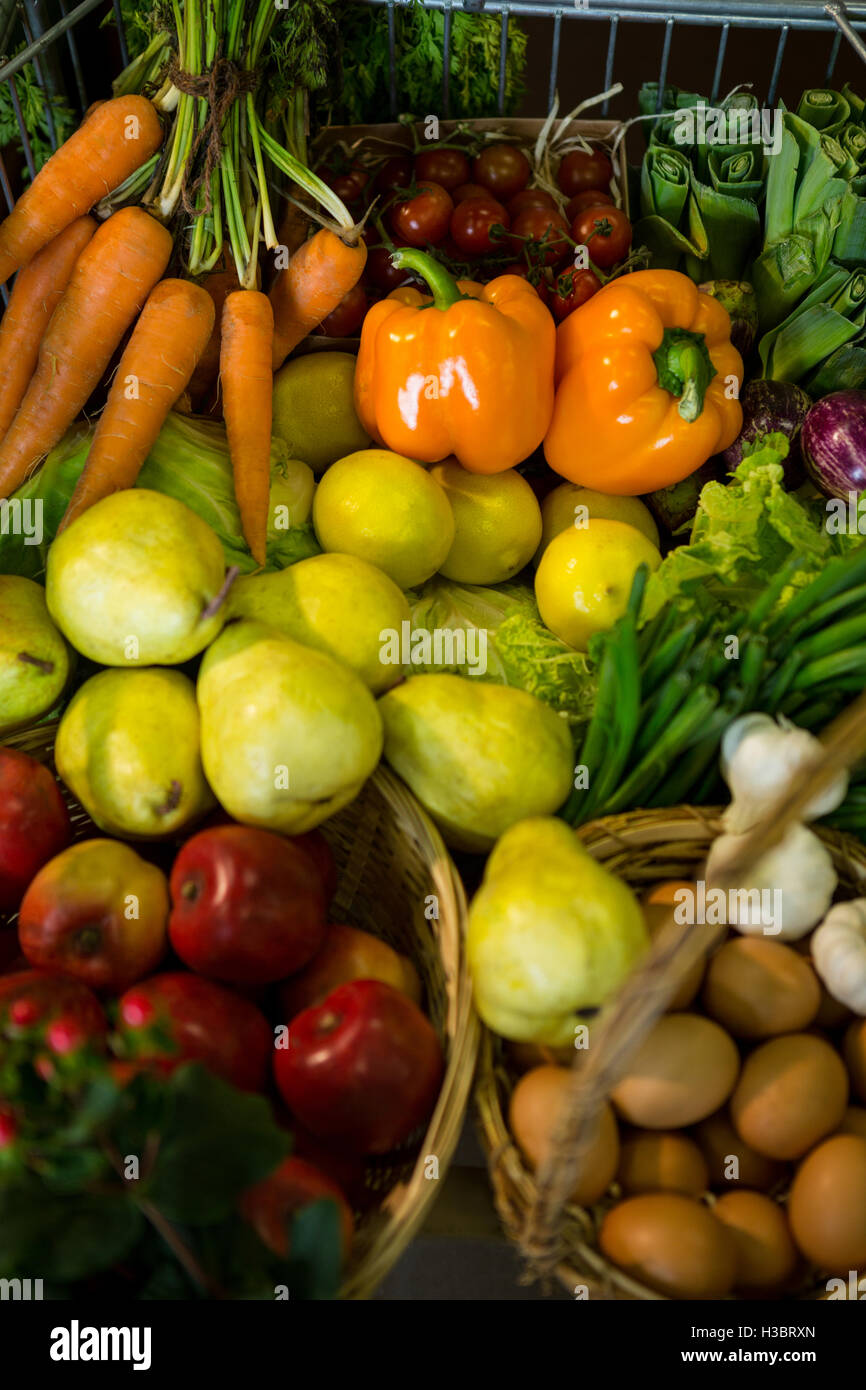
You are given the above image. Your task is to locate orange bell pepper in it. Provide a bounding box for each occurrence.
[543,269,744,495]
[354,249,555,474]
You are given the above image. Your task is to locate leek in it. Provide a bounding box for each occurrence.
[796,88,851,135]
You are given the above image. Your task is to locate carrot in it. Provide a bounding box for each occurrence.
[269,228,367,370]
[0,95,163,285]
[0,207,173,499]
[0,216,96,442]
[221,290,274,566]
[59,279,216,531]
[187,268,240,409]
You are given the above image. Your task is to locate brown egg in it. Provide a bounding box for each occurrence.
[695,1109,787,1192]
[702,938,820,1039]
[839,1106,866,1141]
[811,969,853,1031]
[599,1193,737,1299]
[713,1190,798,1292]
[641,881,708,1009]
[508,1065,619,1204]
[617,1131,709,1197]
[788,1134,866,1274]
[730,1034,849,1160]
[844,1019,866,1102]
[611,1013,739,1129]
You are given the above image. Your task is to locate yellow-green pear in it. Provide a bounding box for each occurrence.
[197,620,383,833]
[0,576,73,733]
[46,490,232,666]
[467,818,649,1045]
[228,552,409,694]
[56,668,213,838]
[378,674,573,852]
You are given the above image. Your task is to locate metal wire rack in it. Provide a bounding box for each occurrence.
[1,0,866,199]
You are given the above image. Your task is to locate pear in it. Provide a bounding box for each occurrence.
[0,576,72,734]
[197,620,383,834]
[378,674,573,852]
[229,552,410,694]
[55,668,213,838]
[46,490,232,666]
[467,818,649,1045]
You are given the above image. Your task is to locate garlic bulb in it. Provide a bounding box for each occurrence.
[812,899,866,1015]
[705,822,837,941]
[720,714,848,833]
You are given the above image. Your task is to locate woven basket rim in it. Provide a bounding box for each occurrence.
[474,804,866,1302]
[3,722,481,1301]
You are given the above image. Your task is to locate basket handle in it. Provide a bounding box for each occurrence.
[520,689,866,1277]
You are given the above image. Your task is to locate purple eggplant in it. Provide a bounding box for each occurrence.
[721,379,812,485]
[802,389,866,498]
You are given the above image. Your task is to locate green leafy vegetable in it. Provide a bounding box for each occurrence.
[0,56,75,179]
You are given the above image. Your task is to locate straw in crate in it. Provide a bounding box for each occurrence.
[476,696,866,1300]
[2,724,480,1300]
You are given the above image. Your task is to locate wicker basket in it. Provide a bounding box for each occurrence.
[2,724,480,1301]
[475,804,866,1301]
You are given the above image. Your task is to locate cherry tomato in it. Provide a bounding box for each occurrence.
[317,162,368,205]
[364,246,415,293]
[450,197,509,256]
[507,188,557,218]
[472,143,531,201]
[414,147,471,191]
[550,268,602,320]
[510,207,571,267]
[318,283,368,337]
[390,181,453,247]
[565,188,614,222]
[452,182,491,204]
[571,205,632,269]
[375,155,413,194]
[557,147,613,197]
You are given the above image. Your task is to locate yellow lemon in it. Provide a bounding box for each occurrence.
[272,351,370,474]
[431,460,542,584]
[536,483,660,565]
[535,518,662,651]
[312,448,455,590]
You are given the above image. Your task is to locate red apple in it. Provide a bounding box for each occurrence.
[0,747,71,913]
[274,979,444,1154]
[18,840,169,993]
[291,830,338,905]
[168,826,327,985]
[0,969,107,1044]
[116,971,272,1092]
[241,1156,354,1259]
[279,924,422,1018]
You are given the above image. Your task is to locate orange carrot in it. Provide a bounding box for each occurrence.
[0,207,173,499]
[0,95,163,285]
[0,216,96,441]
[221,289,274,566]
[187,268,240,409]
[269,228,367,370]
[59,279,216,531]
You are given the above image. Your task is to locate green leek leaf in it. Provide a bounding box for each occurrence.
[796,88,851,135]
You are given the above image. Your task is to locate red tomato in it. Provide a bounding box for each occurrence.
[241,1157,354,1260]
[364,246,411,292]
[318,282,368,336]
[414,147,471,191]
[452,182,491,204]
[571,205,632,269]
[510,207,571,266]
[551,268,602,320]
[274,979,444,1154]
[450,197,509,256]
[472,143,531,201]
[390,181,453,247]
[168,826,327,985]
[117,972,272,1092]
[565,188,614,221]
[557,147,613,197]
[507,188,557,218]
[317,162,368,204]
[374,155,412,194]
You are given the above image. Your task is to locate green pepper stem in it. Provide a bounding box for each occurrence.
[390,248,463,309]
[652,327,717,423]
